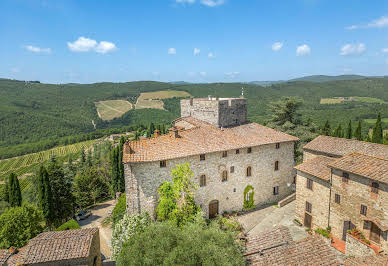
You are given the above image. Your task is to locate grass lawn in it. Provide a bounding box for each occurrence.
[95,100,133,120]
[135,90,191,110]
[320,98,343,104]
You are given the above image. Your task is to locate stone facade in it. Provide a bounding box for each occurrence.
[330,169,388,251]
[125,142,295,218]
[295,171,331,230]
[181,97,247,128]
[346,233,377,257]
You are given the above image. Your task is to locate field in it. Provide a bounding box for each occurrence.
[364,118,388,124]
[0,140,95,183]
[320,96,386,104]
[95,99,133,120]
[135,90,191,110]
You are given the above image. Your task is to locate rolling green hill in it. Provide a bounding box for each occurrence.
[0,77,387,159]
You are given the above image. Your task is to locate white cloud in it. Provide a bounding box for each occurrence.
[225,71,240,78]
[168,48,176,54]
[346,16,388,30]
[208,52,215,58]
[95,41,116,54]
[272,42,283,51]
[193,48,200,55]
[67,37,116,54]
[340,43,366,56]
[382,48,388,53]
[200,0,225,7]
[296,44,311,56]
[199,71,207,76]
[176,0,195,4]
[25,45,51,53]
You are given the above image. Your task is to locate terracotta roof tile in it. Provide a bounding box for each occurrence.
[7,228,98,265]
[328,152,388,184]
[0,249,11,265]
[303,135,388,159]
[295,156,336,181]
[345,255,388,266]
[123,117,299,163]
[245,227,341,265]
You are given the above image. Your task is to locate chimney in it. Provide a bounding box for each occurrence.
[154,129,161,138]
[169,127,180,138]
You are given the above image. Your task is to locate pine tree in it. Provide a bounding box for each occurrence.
[354,120,362,141]
[8,173,22,207]
[321,120,331,136]
[345,120,352,139]
[372,113,383,144]
[38,166,54,227]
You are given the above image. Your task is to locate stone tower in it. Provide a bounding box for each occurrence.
[180,96,247,128]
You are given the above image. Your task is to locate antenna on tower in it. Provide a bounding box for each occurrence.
[241,87,244,98]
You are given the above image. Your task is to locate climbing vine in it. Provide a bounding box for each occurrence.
[243,185,255,210]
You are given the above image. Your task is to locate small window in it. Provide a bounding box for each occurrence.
[371,182,379,194]
[335,194,341,204]
[160,160,166,168]
[305,201,312,213]
[273,186,279,195]
[230,166,234,173]
[246,166,252,177]
[222,151,228,158]
[360,204,367,216]
[275,143,280,149]
[342,172,349,183]
[247,147,252,154]
[306,178,313,190]
[274,161,279,171]
[200,154,206,161]
[200,175,206,187]
[236,149,240,154]
[221,170,228,182]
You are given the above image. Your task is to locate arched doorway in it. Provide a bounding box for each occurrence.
[209,200,219,219]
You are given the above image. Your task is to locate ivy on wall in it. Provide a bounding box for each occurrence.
[243,185,255,210]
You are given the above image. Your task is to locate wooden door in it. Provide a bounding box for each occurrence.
[304,213,312,228]
[370,223,381,243]
[209,200,219,219]
[342,221,355,241]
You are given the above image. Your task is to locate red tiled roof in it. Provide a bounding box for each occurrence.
[295,155,336,181]
[303,135,388,159]
[328,152,388,184]
[345,255,388,266]
[0,249,11,265]
[7,228,98,265]
[123,117,298,163]
[245,226,341,265]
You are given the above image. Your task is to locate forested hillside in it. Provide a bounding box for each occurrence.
[1,77,387,158]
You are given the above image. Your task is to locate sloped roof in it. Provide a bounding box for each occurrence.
[328,152,388,184]
[0,249,11,265]
[303,135,388,159]
[123,117,298,163]
[7,228,98,265]
[295,155,336,181]
[345,255,388,266]
[244,226,341,266]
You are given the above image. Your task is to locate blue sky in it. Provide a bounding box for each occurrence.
[1,0,388,83]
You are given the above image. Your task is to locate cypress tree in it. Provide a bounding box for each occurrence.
[3,181,9,203]
[345,120,352,139]
[68,154,73,165]
[87,149,92,167]
[8,173,22,207]
[333,124,343,138]
[38,166,54,227]
[372,113,383,144]
[81,148,86,163]
[354,120,362,141]
[118,137,125,192]
[321,120,331,136]
[111,148,119,192]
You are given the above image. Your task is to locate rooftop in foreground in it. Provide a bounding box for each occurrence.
[123,116,298,163]
[303,135,388,159]
[294,155,336,181]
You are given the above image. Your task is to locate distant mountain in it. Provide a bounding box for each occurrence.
[248,80,285,86]
[169,81,192,85]
[289,75,367,83]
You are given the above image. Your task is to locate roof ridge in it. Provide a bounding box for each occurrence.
[347,152,388,162]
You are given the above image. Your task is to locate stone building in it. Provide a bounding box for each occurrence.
[123,97,298,218]
[0,228,101,266]
[295,135,388,253]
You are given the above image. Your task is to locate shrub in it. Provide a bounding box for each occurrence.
[0,203,43,248]
[56,219,81,231]
[111,212,151,260]
[243,185,255,210]
[112,193,126,225]
[314,228,331,238]
[117,221,245,266]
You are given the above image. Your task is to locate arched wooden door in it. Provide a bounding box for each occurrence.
[209,200,219,219]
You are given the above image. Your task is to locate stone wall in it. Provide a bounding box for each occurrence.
[125,141,295,218]
[346,233,376,257]
[330,169,388,251]
[180,98,247,128]
[295,171,331,230]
